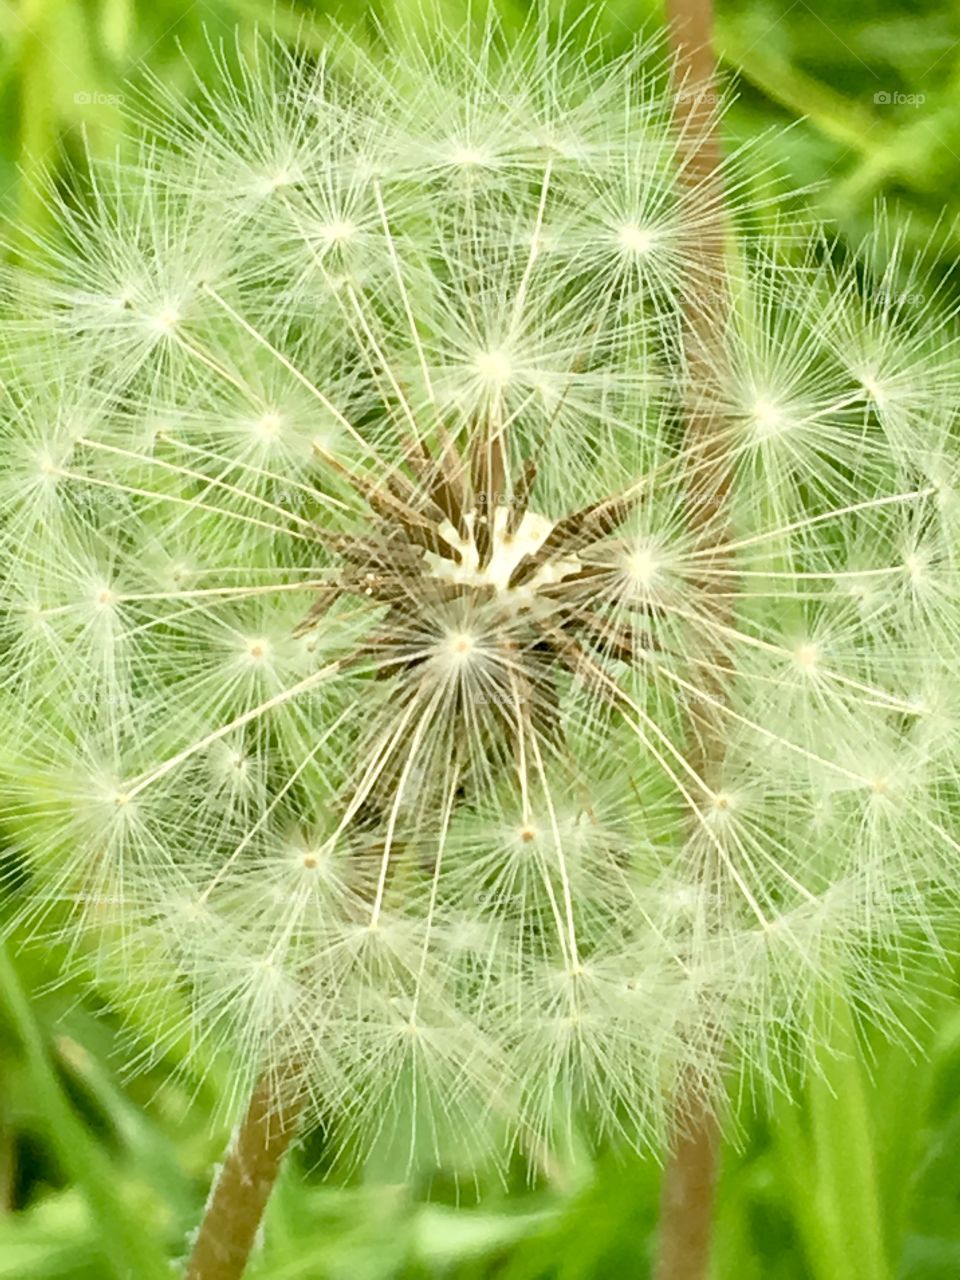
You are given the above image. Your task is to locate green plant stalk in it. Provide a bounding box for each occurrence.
[807,992,891,1280]
[0,943,168,1280]
[770,990,893,1280]
[717,21,884,155]
[16,0,57,247]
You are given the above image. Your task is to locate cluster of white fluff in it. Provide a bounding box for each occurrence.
[1,15,958,1175]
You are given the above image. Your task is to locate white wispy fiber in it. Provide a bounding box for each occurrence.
[1,12,957,1176]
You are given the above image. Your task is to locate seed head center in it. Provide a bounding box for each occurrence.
[424,506,580,599]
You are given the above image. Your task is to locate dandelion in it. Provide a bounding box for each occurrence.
[1,8,957,1280]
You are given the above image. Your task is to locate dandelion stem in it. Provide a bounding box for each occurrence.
[658,0,727,1275]
[185,1069,304,1280]
[655,1077,721,1280]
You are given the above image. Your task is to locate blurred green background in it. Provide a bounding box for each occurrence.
[2,1,960,1277]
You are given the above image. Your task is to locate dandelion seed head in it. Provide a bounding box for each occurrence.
[1,15,956,1170]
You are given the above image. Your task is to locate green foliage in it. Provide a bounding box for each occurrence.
[2,930,960,1277]
[3,0,960,247]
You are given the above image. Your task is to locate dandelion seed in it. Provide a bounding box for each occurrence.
[617,223,657,256]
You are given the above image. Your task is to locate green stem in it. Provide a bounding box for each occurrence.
[807,993,891,1280]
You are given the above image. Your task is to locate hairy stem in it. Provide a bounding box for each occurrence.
[185,1069,304,1280]
[658,1,729,1277]
[655,1076,721,1280]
